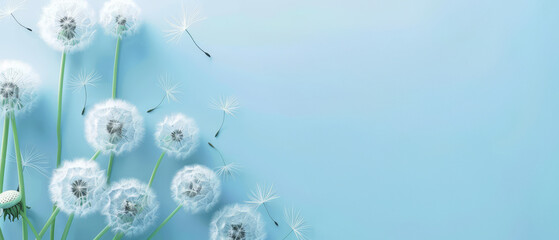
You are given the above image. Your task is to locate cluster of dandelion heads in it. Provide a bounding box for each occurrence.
[102,179,158,236]
[155,113,199,159]
[210,204,266,240]
[0,60,40,115]
[38,0,96,52]
[100,0,141,37]
[85,99,144,155]
[171,165,220,213]
[49,159,106,216]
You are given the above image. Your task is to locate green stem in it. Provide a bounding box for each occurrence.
[93,224,111,240]
[107,153,115,184]
[21,214,39,239]
[112,232,124,240]
[147,205,182,240]
[0,113,10,192]
[0,226,4,240]
[38,207,60,239]
[11,113,28,240]
[52,50,67,240]
[60,213,74,240]
[89,150,101,161]
[147,151,166,188]
[112,36,121,99]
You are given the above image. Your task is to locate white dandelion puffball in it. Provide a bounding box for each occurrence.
[38,0,95,52]
[171,165,220,213]
[49,159,106,216]
[0,60,39,115]
[155,113,199,159]
[102,179,158,236]
[99,0,141,37]
[85,99,144,155]
[210,204,266,240]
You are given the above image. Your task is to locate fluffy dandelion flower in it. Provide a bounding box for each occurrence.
[165,1,210,57]
[99,0,141,37]
[210,204,266,240]
[211,96,239,137]
[102,179,158,236]
[69,69,101,115]
[85,99,144,155]
[0,0,32,31]
[146,75,180,113]
[49,159,106,216]
[246,184,280,226]
[282,208,309,240]
[37,0,96,51]
[155,113,198,159]
[171,165,220,213]
[0,60,40,115]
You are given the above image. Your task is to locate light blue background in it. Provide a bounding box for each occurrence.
[1,0,558,239]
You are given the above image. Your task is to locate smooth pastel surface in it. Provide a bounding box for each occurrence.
[1,0,557,239]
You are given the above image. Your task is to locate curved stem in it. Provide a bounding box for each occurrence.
[21,214,38,239]
[10,13,32,31]
[11,113,28,239]
[263,203,279,226]
[52,49,66,240]
[37,207,60,239]
[214,111,225,137]
[147,95,166,113]
[107,153,115,184]
[89,150,101,161]
[281,229,294,240]
[148,151,166,188]
[0,113,10,192]
[60,213,74,240]
[81,86,87,115]
[93,224,111,240]
[112,36,121,99]
[147,205,182,240]
[208,142,227,166]
[185,29,211,57]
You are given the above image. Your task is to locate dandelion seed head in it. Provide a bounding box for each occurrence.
[171,165,220,213]
[155,113,198,159]
[38,0,96,52]
[216,162,240,179]
[102,179,158,236]
[211,96,239,116]
[0,60,39,115]
[69,69,101,92]
[0,0,25,19]
[49,159,106,216]
[85,99,144,155]
[164,1,205,43]
[99,0,141,37]
[210,204,266,240]
[284,208,309,240]
[246,184,279,208]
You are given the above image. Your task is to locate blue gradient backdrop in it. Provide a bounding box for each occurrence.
[1,0,559,239]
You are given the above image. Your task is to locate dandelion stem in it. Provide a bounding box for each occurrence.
[185,29,211,57]
[112,232,124,240]
[147,205,182,240]
[208,142,226,166]
[0,113,10,192]
[89,150,101,161]
[148,151,166,188]
[81,85,88,115]
[0,226,3,240]
[263,203,279,226]
[12,113,28,239]
[10,13,32,31]
[21,214,38,239]
[60,213,74,240]
[52,49,67,240]
[107,153,115,184]
[281,229,294,240]
[147,95,166,113]
[214,111,225,137]
[112,36,121,99]
[37,207,60,239]
[93,224,111,240]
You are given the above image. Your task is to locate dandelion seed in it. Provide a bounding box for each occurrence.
[282,208,309,240]
[69,69,101,115]
[155,113,198,159]
[210,204,266,240]
[37,0,96,52]
[0,0,31,31]
[9,146,49,178]
[215,162,240,179]
[147,75,180,113]
[246,184,280,226]
[0,60,40,115]
[171,165,220,213]
[210,96,239,137]
[165,1,211,57]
